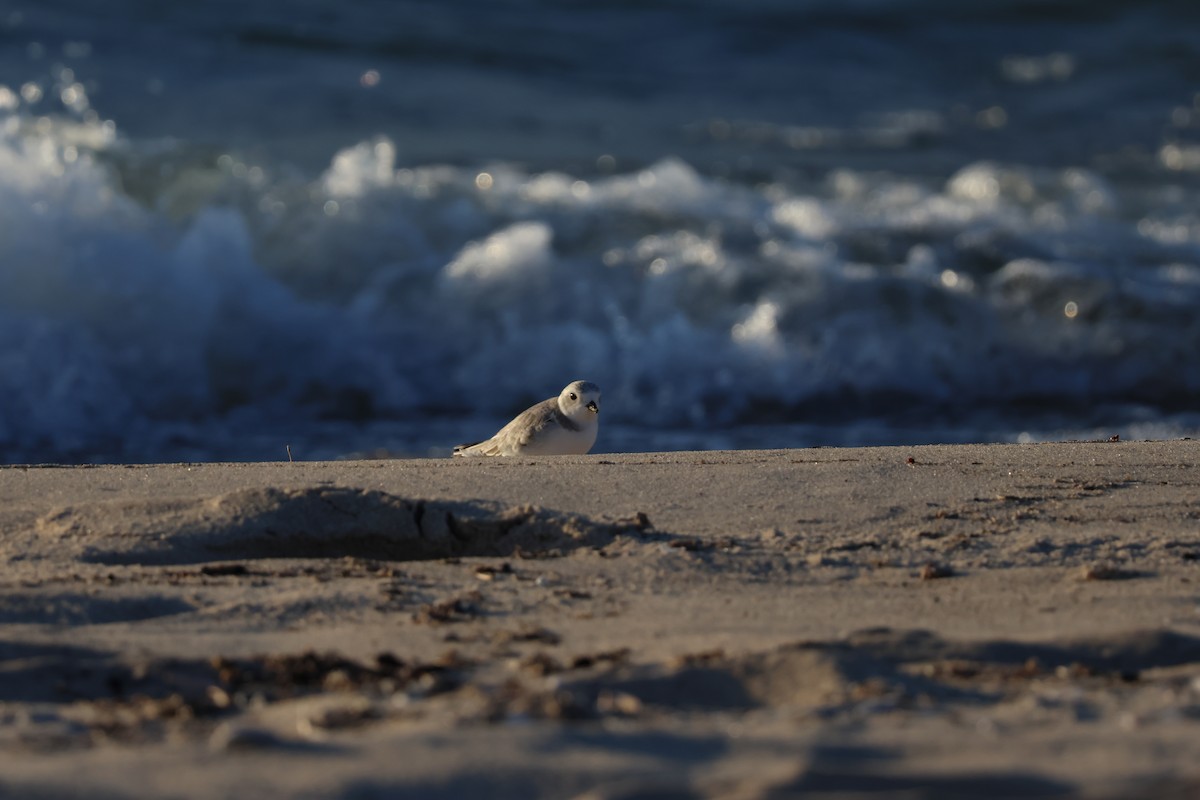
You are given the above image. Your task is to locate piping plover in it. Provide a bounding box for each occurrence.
[453,380,601,457]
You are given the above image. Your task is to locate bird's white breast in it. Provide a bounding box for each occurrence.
[520,416,598,455]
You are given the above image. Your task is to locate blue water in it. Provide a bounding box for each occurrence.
[2,1,1199,462]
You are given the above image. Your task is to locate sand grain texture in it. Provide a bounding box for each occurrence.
[1,441,1199,798]
[33,487,632,565]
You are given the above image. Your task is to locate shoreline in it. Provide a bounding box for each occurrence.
[2,441,1199,797]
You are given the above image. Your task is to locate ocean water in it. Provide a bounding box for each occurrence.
[2,0,1199,462]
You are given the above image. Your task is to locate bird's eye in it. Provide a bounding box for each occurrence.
[569,393,577,401]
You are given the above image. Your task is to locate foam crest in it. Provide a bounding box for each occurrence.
[2,116,1199,460]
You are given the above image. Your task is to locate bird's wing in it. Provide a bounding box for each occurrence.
[453,397,558,456]
[495,398,559,448]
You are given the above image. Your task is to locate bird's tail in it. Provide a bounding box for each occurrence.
[453,439,503,457]
[452,440,484,457]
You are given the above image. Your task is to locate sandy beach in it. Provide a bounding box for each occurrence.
[1,440,1199,798]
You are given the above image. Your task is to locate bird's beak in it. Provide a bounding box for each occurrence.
[587,401,598,413]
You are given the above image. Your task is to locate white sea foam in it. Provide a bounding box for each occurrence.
[1,99,1199,460]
